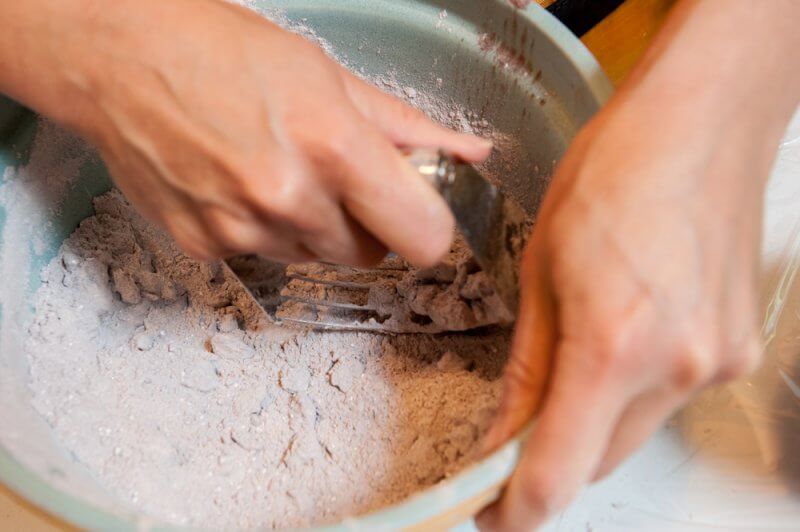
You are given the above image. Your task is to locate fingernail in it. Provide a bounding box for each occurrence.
[465,134,492,148]
[477,136,493,149]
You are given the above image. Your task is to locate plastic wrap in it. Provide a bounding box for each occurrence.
[540,109,800,531]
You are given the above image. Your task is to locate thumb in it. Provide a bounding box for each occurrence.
[483,244,557,452]
[341,69,493,163]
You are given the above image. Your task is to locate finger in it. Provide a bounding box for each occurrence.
[202,205,316,263]
[227,146,390,266]
[477,342,631,531]
[341,70,493,163]
[300,208,388,267]
[105,161,171,231]
[138,185,234,260]
[591,388,682,481]
[104,153,234,261]
[223,172,387,266]
[340,124,456,268]
[593,328,763,482]
[483,243,556,452]
[166,207,232,261]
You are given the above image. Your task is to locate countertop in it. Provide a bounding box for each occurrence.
[0,482,74,531]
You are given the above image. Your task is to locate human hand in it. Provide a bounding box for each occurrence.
[475,0,800,522]
[4,0,490,266]
[477,94,774,529]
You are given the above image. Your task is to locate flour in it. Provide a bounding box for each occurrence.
[25,190,509,529]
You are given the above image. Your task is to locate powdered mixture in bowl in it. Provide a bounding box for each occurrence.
[25,190,509,529]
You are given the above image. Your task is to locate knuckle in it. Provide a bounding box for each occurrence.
[671,337,718,391]
[177,148,244,202]
[202,207,254,253]
[215,220,251,253]
[321,123,362,166]
[590,325,638,375]
[242,166,308,223]
[221,152,271,200]
[226,164,256,195]
[519,472,574,515]
[287,114,361,175]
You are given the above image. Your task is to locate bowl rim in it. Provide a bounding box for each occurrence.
[0,1,611,530]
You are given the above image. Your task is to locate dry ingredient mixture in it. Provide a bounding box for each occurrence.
[23,5,518,530]
[26,191,509,529]
[273,241,514,334]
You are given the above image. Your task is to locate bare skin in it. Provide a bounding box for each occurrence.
[0,0,491,267]
[478,0,800,529]
[0,0,798,531]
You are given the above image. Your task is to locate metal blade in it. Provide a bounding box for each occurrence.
[441,165,528,317]
[222,255,287,321]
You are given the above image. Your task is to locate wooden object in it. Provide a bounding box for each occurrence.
[537,0,675,85]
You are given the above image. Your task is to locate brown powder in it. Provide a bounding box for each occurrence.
[270,236,513,335]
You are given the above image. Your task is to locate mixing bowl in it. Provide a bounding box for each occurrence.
[0,1,610,529]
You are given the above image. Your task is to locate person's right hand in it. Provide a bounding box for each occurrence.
[2,0,491,266]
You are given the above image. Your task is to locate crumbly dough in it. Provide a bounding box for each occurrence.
[25,190,509,529]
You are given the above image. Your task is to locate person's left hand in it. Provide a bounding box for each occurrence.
[474,52,790,529]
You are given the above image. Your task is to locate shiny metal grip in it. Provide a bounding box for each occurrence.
[405,149,457,193]
[403,148,524,317]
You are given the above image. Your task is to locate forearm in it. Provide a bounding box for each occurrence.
[0,0,101,128]
[618,0,799,155]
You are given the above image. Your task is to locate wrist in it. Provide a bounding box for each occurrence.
[601,0,799,192]
[620,0,799,140]
[0,0,105,131]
